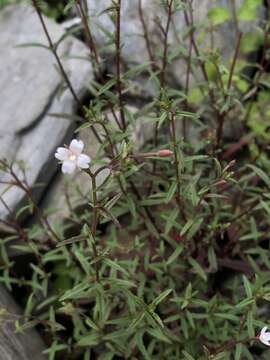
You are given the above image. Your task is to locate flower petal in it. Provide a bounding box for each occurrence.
[77,154,91,169]
[69,139,84,155]
[260,337,270,346]
[55,147,69,161]
[62,160,76,174]
[264,334,270,341]
[259,327,270,346]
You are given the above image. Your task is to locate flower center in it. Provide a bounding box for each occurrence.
[69,154,76,161]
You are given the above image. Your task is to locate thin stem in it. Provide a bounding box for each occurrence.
[8,165,59,245]
[76,0,99,66]
[183,3,210,86]
[183,15,193,141]
[160,0,174,88]
[138,0,156,70]
[31,0,103,145]
[227,32,243,93]
[170,112,185,219]
[230,0,239,35]
[74,1,124,133]
[32,0,80,106]
[212,336,256,355]
[115,0,126,130]
[216,32,242,147]
[154,0,174,147]
[89,171,100,282]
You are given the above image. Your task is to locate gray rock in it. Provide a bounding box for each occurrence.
[0,285,46,360]
[0,4,93,220]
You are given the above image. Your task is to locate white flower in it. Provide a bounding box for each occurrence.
[55,139,91,174]
[259,326,270,346]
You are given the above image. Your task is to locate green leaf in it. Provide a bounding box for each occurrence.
[182,350,195,360]
[48,112,84,122]
[208,7,231,25]
[241,32,263,53]
[97,79,116,96]
[15,42,51,50]
[147,328,172,344]
[208,247,217,270]
[166,245,184,265]
[188,257,207,281]
[164,208,179,235]
[214,313,238,322]
[100,207,121,228]
[56,235,85,247]
[77,331,101,347]
[236,298,254,309]
[135,331,152,360]
[187,88,204,104]
[60,282,91,301]
[152,289,172,307]
[247,164,270,188]
[85,318,100,331]
[260,200,270,217]
[104,193,122,210]
[235,343,243,360]
[180,219,194,236]
[74,250,90,275]
[129,311,146,329]
[103,258,129,276]
[211,352,230,360]
[243,275,252,298]
[238,0,261,21]
[165,182,177,203]
[247,310,254,338]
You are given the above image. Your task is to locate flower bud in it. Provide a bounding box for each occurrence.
[158,149,174,157]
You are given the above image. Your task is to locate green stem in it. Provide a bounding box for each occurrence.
[89,170,100,282]
[170,112,184,218]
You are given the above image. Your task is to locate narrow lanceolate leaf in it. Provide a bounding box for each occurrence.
[188,257,207,281]
[235,343,243,360]
[151,289,172,307]
[135,331,152,360]
[247,310,254,338]
[165,182,177,203]
[56,235,85,247]
[208,246,217,270]
[147,328,172,344]
[60,282,90,301]
[48,112,84,122]
[180,219,194,236]
[236,298,254,309]
[103,258,128,276]
[166,245,183,265]
[15,42,51,50]
[104,193,122,210]
[97,79,116,96]
[100,207,121,228]
[260,200,270,217]
[129,311,146,329]
[247,164,270,188]
[243,275,253,298]
[182,350,196,360]
[77,332,101,347]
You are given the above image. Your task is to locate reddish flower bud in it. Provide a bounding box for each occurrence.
[158,149,174,157]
